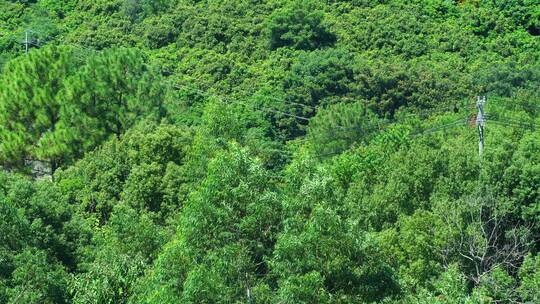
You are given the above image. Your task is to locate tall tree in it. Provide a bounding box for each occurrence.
[62,47,166,147]
[133,146,281,303]
[0,45,77,172]
[0,46,166,173]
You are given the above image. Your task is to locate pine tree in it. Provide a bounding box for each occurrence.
[0,46,77,172]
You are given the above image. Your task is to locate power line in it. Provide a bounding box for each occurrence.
[20,29,521,162]
[303,120,465,159]
[411,118,468,137]
[252,104,311,121]
[175,81,475,135]
[25,28,472,135]
[249,92,319,111]
[487,118,537,130]
[487,98,540,113]
[397,103,475,120]
[318,103,471,134]
[173,84,312,122]
[280,118,470,161]
[20,28,99,54]
[485,113,538,129]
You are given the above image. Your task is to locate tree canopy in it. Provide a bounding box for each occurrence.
[1,0,540,303]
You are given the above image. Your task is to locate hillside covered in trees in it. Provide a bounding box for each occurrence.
[1,0,540,303]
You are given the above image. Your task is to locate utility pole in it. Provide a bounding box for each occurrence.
[25,30,29,53]
[245,273,253,304]
[476,96,486,158]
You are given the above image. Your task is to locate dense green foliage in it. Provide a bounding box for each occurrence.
[1,0,540,302]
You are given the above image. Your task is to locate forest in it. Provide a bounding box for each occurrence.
[0,0,540,303]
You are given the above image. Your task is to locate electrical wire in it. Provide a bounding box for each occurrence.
[24,29,475,136]
[487,118,537,130]
[21,29,100,53]
[20,28,523,162]
[411,118,468,137]
[488,98,540,112]
[252,104,311,121]
[173,84,313,122]
[485,113,538,129]
[397,103,473,119]
[249,93,319,111]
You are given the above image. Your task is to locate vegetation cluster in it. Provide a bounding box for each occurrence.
[0,0,540,302]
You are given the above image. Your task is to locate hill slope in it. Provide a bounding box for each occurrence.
[0,0,540,303]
